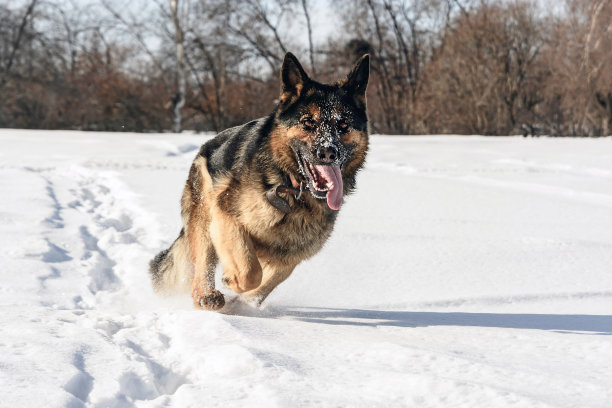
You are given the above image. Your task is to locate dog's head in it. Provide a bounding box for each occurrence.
[270,52,370,211]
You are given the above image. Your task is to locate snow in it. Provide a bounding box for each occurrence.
[1,129,611,407]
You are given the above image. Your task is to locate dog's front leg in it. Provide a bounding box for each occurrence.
[241,260,297,307]
[183,156,225,310]
[210,208,263,294]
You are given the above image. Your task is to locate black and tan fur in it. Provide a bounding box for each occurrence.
[150,53,370,310]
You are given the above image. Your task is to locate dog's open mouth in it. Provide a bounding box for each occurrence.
[299,155,343,210]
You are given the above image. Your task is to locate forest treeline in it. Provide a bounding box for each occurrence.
[1,0,610,136]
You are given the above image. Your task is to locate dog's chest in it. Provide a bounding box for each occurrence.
[240,193,337,260]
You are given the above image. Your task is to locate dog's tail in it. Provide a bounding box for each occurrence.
[149,228,193,294]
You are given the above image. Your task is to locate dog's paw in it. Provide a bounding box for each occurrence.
[195,289,226,311]
[240,294,264,309]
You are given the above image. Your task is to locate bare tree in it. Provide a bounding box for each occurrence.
[301,0,316,75]
[0,0,608,135]
[331,0,446,134]
[581,0,612,135]
[226,0,294,72]
[169,0,187,133]
[0,0,38,92]
[541,0,612,136]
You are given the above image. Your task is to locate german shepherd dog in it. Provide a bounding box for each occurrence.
[149,52,369,310]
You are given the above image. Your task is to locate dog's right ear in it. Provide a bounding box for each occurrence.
[280,52,309,106]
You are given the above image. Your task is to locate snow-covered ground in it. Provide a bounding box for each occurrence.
[1,129,611,407]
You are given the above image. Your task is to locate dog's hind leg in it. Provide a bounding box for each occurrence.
[241,260,297,307]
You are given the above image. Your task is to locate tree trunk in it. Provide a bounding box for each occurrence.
[170,0,186,133]
[301,0,316,76]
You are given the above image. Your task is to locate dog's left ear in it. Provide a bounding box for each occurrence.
[342,54,370,106]
[280,52,310,106]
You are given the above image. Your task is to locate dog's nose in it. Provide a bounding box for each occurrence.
[316,145,338,164]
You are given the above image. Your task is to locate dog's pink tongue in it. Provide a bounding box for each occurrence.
[313,165,343,210]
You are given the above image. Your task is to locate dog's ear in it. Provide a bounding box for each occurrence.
[342,54,370,106]
[280,52,309,105]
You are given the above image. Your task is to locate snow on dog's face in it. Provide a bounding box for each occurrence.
[270,53,370,211]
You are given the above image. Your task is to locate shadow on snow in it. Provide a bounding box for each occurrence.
[275,307,612,335]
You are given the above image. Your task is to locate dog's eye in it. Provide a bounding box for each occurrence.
[337,120,349,132]
[302,119,315,130]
